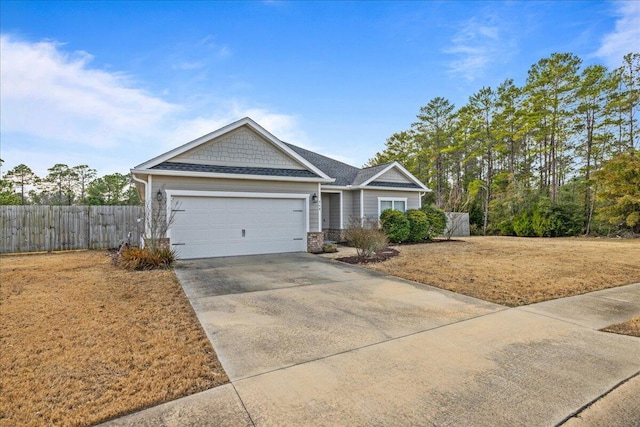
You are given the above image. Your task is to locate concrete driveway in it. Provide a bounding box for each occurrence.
[105,253,640,426]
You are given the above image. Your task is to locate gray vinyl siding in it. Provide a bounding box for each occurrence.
[329,194,340,227]
[151,175,320,232]
[362,190,420,220]
[341,191,353,227]
[373,168,413,184]
[352,190,362,220]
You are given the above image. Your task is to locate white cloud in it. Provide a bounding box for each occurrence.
[595,1,640,67]
[444,16,515,81]
[0,35,181,149]
[0,35,303,176]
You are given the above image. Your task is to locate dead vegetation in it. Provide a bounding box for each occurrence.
[365,236,640,307]
[601,316,640,337]
[0,251,228,427]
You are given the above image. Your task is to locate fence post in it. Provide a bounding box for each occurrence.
[47,205,53,252]
[87,205,91,250]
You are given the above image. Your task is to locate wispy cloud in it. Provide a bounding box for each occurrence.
[594,1,640,67]
[444,16,515,82]
[0,35,302,176]
[169,35,230,71]
[197,35,231,59]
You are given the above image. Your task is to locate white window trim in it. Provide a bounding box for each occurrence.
[378,197,408,218]
[164,190,310,243]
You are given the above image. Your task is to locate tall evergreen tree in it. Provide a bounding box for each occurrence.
[4,164,39,205]
[412,97,456,208]
[466,87,498,234]
[575,64,617,233]
[610,53,639,152]
[525,53,581,202]
[72,165,97,204]
[45,164,78,205]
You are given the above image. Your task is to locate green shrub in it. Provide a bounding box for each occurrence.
[420,204,447,240]
[380,209,410,243]
[497,220,515,236]
[322,243,338,253]
[469,223,483,236]
[532,208,552,237]
[119,247,176,271]
[345,217,388,258]
[513,211,534,237]
[406,209,429,242]
[548,202,584,236]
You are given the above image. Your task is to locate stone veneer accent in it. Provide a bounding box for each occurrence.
[323,229,346,243]
[175,128,304,169]
[307,232,324,254]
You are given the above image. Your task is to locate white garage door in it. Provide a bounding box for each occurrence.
[170,196,306,259]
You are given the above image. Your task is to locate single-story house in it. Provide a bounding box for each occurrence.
[131,117,429,259]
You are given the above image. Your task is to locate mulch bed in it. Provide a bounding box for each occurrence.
[336,239,464,265]
[337,247,400,264]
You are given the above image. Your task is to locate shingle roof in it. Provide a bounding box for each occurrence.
[147,141,424,189]
[284,143,360,186]
[284,143,422,189]
[352,163,392,186]
[366,181,422,189]
[151,162,320,178]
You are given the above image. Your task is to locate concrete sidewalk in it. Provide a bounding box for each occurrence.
[101,255,640,426]
[521,282,640,330]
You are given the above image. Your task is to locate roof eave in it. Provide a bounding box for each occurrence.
[358,162,429,191]
[131,168,335,183]
[357,185,427,192]
[133,117,332,181]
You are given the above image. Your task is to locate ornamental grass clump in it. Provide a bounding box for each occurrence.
[118,247,176,271]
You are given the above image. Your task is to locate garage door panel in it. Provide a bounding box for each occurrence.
[171,196,306,259]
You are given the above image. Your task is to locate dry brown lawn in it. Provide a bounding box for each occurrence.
[601,316,640,337]
[0,251,228,427]
[366,236,640,307]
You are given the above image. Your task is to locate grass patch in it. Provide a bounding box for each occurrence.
[364,236,640,307]
[0,251,228,427]
[601,316,640,337]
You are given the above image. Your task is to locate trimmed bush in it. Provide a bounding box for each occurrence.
[118,247,176,271]
[345,217,388,258]
[421,204,447,240]
[406,209,429,242]
[380,209,410,243]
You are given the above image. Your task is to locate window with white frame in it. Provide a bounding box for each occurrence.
[378,198,407,217]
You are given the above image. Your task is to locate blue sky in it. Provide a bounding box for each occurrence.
[1,1,638,178]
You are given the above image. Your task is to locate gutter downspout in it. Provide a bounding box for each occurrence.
[131,173,150,246]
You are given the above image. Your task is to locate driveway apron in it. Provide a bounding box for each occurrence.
[115,254,640,426]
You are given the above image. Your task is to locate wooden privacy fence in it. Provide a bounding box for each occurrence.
[0,205,144,253]
[445,212,470,237]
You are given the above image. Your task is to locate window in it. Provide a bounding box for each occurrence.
[378,198,407,217]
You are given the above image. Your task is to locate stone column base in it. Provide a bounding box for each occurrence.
[307,232,324,254]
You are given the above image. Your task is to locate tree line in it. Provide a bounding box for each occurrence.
[368,52,639,236]
[0,161,140,206]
